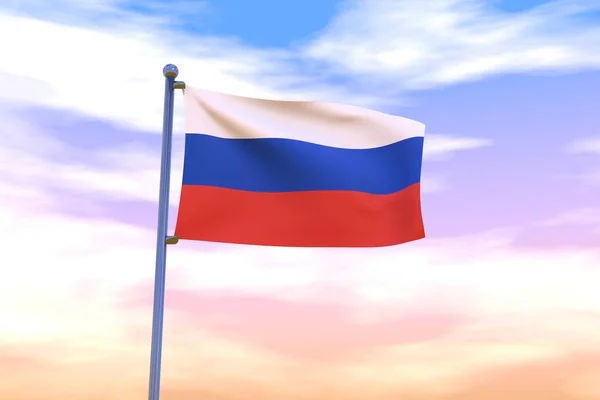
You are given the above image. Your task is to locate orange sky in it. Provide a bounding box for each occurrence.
[2,1,600,398]
[2,228,600,399]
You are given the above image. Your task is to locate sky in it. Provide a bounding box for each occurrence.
[1,0,600,399]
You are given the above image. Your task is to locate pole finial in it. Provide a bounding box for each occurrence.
[163,64,179,78]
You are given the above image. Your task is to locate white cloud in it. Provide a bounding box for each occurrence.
[2,0,600,135]
[0,105,185,204]
[303,0,600,90]
[538,207,600,231]
[0,0,209,29]
[424,134,493,160]
[0,104,481,214]
[568,137,600,154]
[2,178,600,346]
[0,11,380,135]
[3,4,600,396]
[2,142,600,379]
[1,0,598,340]
[561,137,600,188]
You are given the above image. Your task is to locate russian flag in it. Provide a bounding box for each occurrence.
[174,88,426,248]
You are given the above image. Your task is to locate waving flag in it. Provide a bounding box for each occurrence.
[174,87,426,247]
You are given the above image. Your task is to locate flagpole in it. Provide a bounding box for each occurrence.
[148,64,185,400]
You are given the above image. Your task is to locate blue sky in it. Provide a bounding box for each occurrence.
[170,0,342,47]
[1,0,599,244]
[2,2,600,399]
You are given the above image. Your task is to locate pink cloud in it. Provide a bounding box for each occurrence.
[122,285,475,361]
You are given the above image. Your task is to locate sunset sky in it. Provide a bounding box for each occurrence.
[1,0,600,399]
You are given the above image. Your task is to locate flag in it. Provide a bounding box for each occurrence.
[174,87,426,247]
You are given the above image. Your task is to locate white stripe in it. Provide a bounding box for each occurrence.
[184,87,425,149]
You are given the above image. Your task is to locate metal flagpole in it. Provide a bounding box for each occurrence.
[148,64,185,400]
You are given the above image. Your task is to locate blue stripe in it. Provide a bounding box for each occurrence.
[181,134,424,194]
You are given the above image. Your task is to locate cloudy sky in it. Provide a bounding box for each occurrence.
[1,0,600,399]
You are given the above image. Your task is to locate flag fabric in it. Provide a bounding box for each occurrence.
[174,87,426,247]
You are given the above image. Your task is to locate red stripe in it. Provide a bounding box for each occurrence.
[174,183,424,247]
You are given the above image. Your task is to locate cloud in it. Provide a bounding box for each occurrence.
[5,182,599,347]
[1,0,209,29]
[2,2,600,399]
[560,139,600,186]
[539,207,600,227]
[3,145,600,343]
[424,134,493,160]
[303,0,600,90]
[0,103,469,227]
[568,137,600,154]
[3,0,600,134]
[413,134,494,194]
[2,151,600,397]
[0,105,184,206]
[120,286,475,361]
[0,9,381,135]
